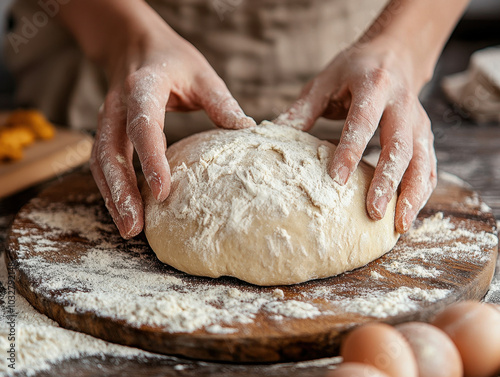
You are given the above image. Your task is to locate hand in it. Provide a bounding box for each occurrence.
[90,16,255,239]
[276,38,437,233]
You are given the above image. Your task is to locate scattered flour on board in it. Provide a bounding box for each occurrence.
[0,257,160,376]
[379,212,498,278]
[1,172,498,375]
[339,287,450,318]
[370,271,384,280]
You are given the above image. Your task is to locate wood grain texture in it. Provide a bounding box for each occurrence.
[5,170,498,363]
[0,128,93,198]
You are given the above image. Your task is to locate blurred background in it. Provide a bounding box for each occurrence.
[0,0,499,112]
[0,0,14,108]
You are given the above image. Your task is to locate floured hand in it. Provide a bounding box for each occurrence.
[276,38,437,233]
[89,14,255,239]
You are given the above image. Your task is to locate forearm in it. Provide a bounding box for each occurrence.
[361,0,470,90]
[56,0,175,74]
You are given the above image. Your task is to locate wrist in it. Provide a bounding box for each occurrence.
[371,34,432,92]
[57,0,175,79]
[355,0,469,93]
[350,35,429,95]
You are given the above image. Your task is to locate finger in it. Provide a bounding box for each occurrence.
[194,73,256,130]
[125,70,171,202]
[98,92,144,239]
[274,78,336,131]
[329,88,389,186]
[395,116,435,233]
[89,148,125,236]
[366,103,413,220]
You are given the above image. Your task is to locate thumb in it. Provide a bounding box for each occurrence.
[195,74,256,130]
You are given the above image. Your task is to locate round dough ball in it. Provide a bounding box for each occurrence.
[143,122,399,285]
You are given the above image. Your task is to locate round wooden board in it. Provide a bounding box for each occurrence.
[6,170,498,363]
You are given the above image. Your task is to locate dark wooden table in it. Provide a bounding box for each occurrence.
[1,38,499,376]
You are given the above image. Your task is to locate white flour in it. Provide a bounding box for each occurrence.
[1,173,498,375]
[0,257,160,376]
[378,212,498,278]
[339,287,450,318]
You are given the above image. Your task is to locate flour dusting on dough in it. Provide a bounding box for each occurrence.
[144,122,399,285]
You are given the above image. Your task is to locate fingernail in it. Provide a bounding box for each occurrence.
[372,196,389,219]
[147,172,164,201]
[153,181,163,201]
[333,166,350,185]
[121,214,137,238]
[402,212,414,233]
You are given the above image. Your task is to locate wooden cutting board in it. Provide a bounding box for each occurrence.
[0,128,93,198]
[5,170,498,363]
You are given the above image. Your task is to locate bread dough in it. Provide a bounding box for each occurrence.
[143,122,399,286]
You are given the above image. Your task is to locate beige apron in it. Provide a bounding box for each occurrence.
[4,0,387,141]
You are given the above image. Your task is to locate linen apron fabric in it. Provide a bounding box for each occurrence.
[4,0,387,141]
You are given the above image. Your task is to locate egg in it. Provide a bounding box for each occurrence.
[340,323,418,377]
[326,362,390,377]
[396,322,462,377]
[432,301,500,377]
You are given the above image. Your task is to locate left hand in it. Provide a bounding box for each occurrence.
[276,38,437,233]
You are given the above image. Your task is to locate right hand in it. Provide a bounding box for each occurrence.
[90,14,255,239]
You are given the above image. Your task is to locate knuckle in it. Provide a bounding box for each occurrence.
[368,67,391,89]
[93,136,106,166]
[94,140,115,169]
[410,165,429,191]
[140,153,157,173]
[126,116,144,141]
[348,109,379,132]
[96,147,109,168]
[399,140,413,162]
[396,91,413,108]
[387,138,412,165]
[411,155,429,177]
[340,147,363,168]
[123,70,145,96]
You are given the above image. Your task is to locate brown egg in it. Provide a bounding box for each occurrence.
[341,323,418,377]
[432,301,500,377]
[326,362,390,377]
[396,322,462,377]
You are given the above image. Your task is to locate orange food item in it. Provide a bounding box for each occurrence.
[5,109,55,140]
[0,110,56,162]
[0,140,24,160]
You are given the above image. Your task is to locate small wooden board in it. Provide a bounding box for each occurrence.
[0,128,93,198]
[6,171,498,363]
